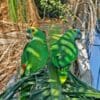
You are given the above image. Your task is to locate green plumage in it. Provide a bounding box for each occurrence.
[51,29,80,68]
[50,29,81,83]
[21,27,48,76]
[21,27,48,99]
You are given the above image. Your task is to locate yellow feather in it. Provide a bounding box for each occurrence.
[59,75,67,84]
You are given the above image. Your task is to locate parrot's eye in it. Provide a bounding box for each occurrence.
[42,30,46,33]
[31,29,35,32]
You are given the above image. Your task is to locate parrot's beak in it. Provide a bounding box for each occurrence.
[26,33,32,39]
[76,29,82,39]
[77,32,82,39]
[26,29,32,39]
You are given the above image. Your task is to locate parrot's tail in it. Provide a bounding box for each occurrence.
[58,65,70,84]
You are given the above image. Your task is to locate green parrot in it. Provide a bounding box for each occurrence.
[20,27,48,99]
[50,29,81,83]
[21,27,48,76]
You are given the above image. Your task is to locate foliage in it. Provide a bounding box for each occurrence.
[8,0,18,22]
[1,70,100,100]
[40,0,63,17]
[35,0,73,19]
[8,0,27,22]
[8,0,74,22]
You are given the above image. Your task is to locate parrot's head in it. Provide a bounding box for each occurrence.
[26,27,46,40]
[74,29,82,40]
[66,29,82,41]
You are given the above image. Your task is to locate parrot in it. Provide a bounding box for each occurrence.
[21,27,48,76]
[50,29,81,83]
[20,27,48,99]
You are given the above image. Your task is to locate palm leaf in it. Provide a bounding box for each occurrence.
[1,69,100,100]
[8,0,18,22]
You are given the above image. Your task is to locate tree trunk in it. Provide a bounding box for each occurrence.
[27,0,40,26]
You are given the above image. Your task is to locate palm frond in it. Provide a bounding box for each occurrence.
[8,0,27,22]
[8,0,18,22]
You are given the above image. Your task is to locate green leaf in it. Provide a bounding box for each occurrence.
[8,0,18,22]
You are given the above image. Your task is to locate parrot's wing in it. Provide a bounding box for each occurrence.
[51,37,78,68]
[21,39,48,76]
